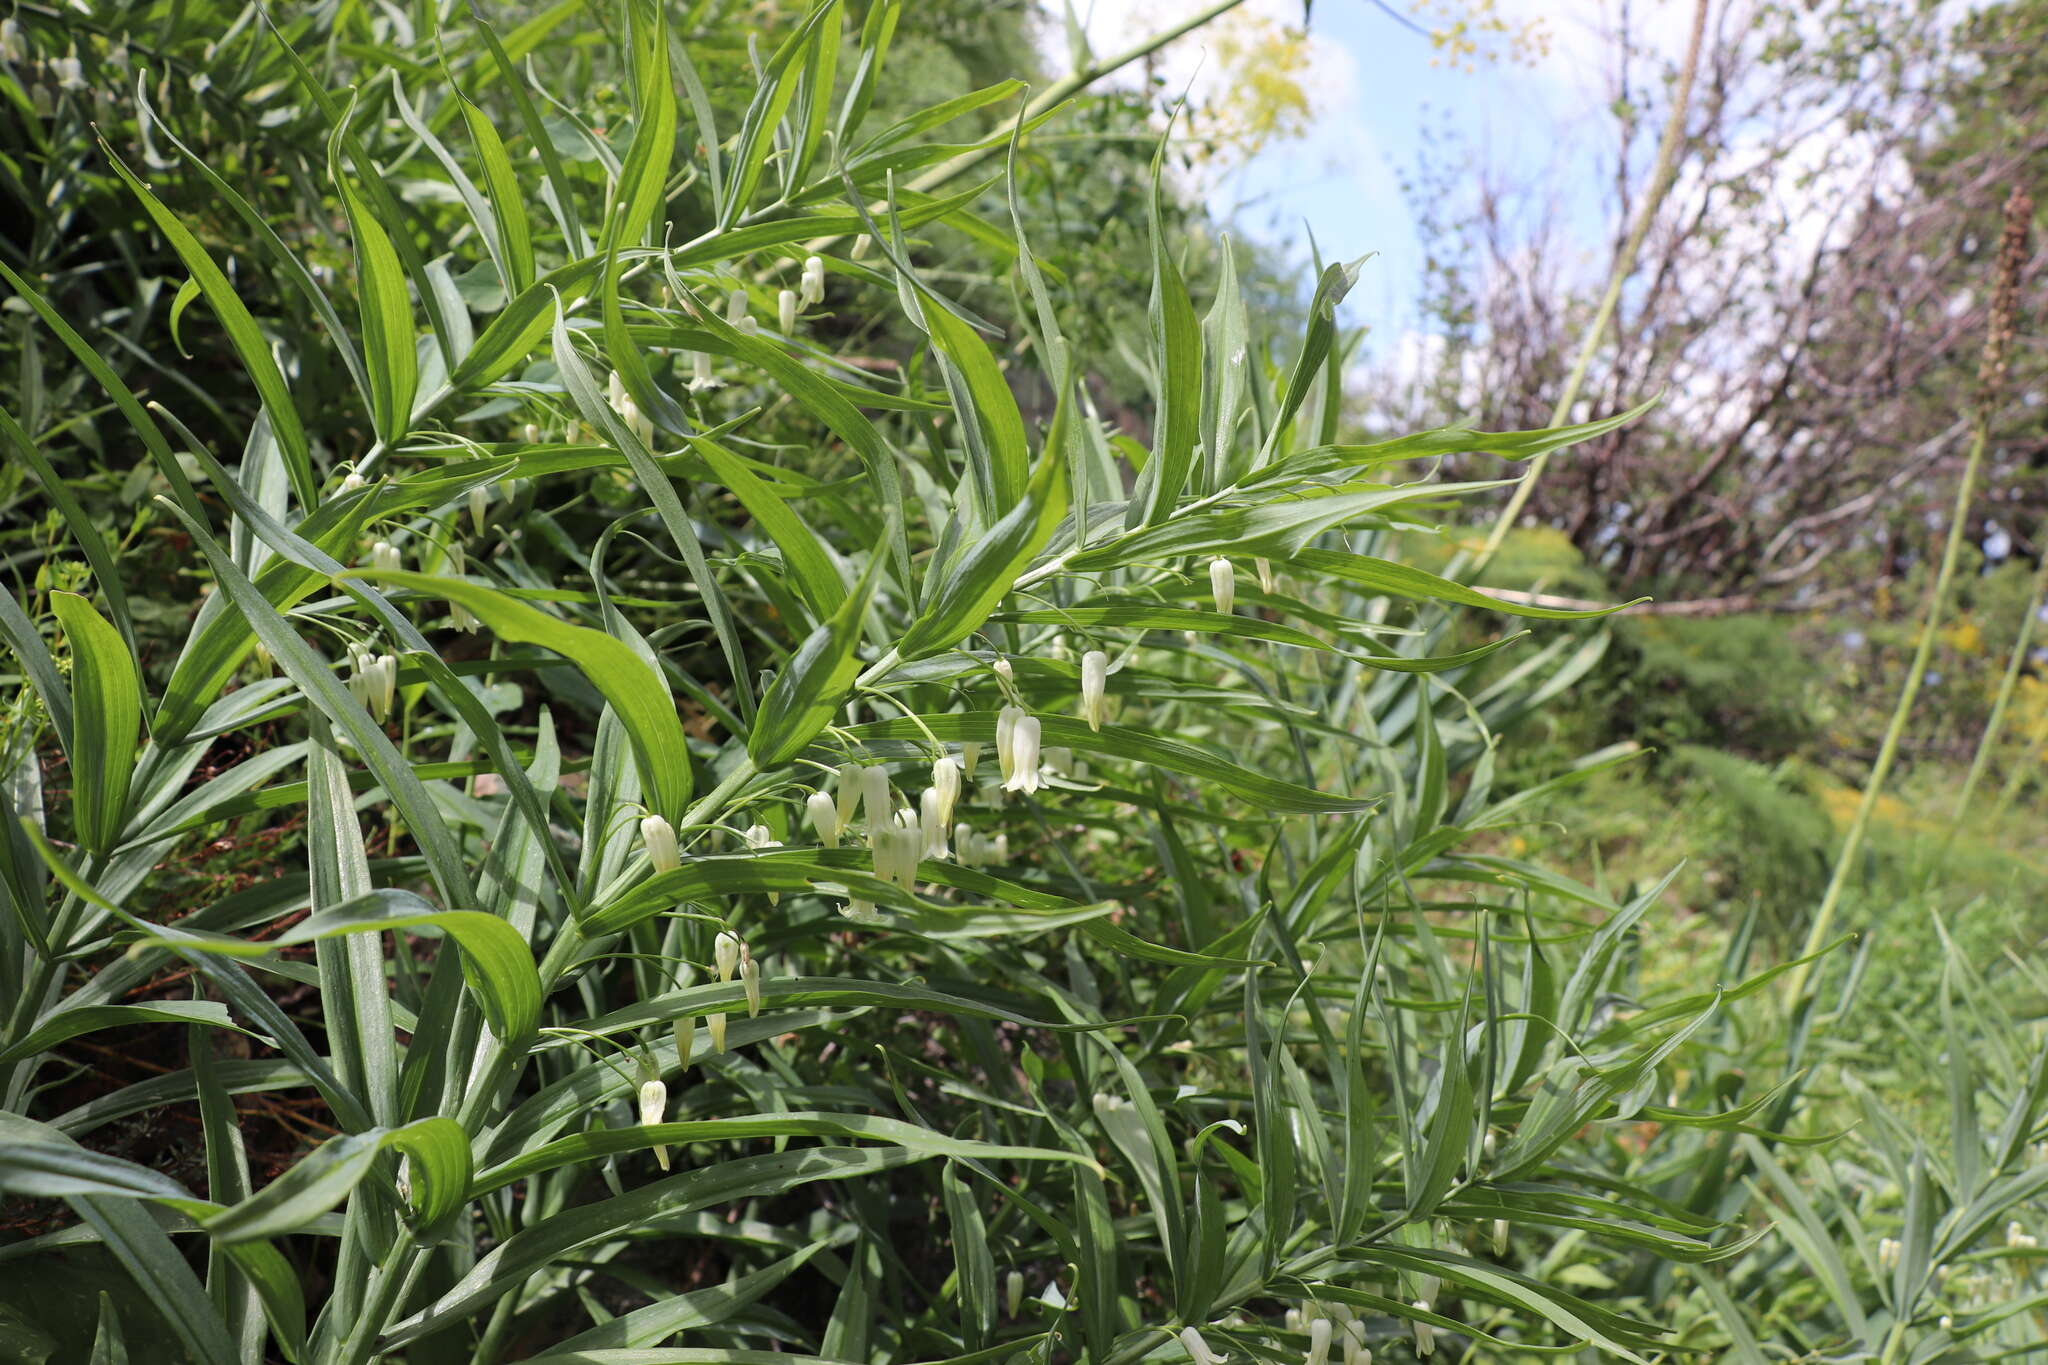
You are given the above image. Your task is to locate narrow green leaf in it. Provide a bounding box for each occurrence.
[50,592,141,858]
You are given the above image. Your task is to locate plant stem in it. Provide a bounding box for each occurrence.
[1789,183,2030,1006]
[1475,0,1709,570]
[1785,420,1990,1005]
[1947,550,2048,831]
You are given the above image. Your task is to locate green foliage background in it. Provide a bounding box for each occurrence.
[0,2,2043,1364]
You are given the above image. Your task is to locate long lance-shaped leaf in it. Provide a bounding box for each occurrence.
[0,262,208,528]
[382,1146,921,1346]
[552,302,756,726]
[131,888,540,1048]
[49,593,141,858]
[602,0,675,251]
[152,505,476,909]
[1130,132,1201,527]
[472,1111,1097,1198]
[97,141,318,508]
[328,99,418,444]
[842,713,1376,814]
[351,570,693,822]
[1256,257,1365,470]
[0,1001,240,1067]
[899,444,1068,659]
[688,434,846,620]
[721,1,843,228]
[20,820,375,1132]
[750,543,885,766]
[0,411,135,654]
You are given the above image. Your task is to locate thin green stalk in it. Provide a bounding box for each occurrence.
[1788,183,2031,1006]
[1475,0,1709,570]
[1785,430,1989,1003]
[1948,550,2048,829]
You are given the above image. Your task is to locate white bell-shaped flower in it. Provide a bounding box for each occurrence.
[834,761,864,825]
[778,288,798,334]
[806,791,842,848]
[859,765,892,835]
[1079,650,1108,731]
[1209,556,1236,614]
[1180,1327,1229,1365]
[1305,1317,1332,1365]
[713,931,742,983]
[740,954,762,1017]
[371,540,401,573]
[641,814,680,872]
[919,788,950,860]
[1003,715,1042,795]
[931,756,962,824]
[996,706,1024,785]
[638,1077,669,1171]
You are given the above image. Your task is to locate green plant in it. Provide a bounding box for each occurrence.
[0,3,1917,1364]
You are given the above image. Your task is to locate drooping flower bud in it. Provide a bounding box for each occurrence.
[714,931,742,983]
[523,423,541,444]
[707,1011,728,1052]
[996,706,1024,785]
[806,791,842,848]
[641,814,680,872]
[920,788,950,860]
[1306,1317,1333,1365]
[859,765,892,835]
[801,254,826,305]
[992,833,1009,864]
[993,657,1014,687]
[1079,650,1108,731]
[1003,715,1042,795]
[743,824,781,902]
[725,288,749,325]
[1209,556,1236,615]
[373,655,398,722]
[931,756,961,824]
[960,741,981,783]
[638,1077,670,1170]
[339,471,366,494]
[834,761,864,825]
[1180,1327,1229,1365]
[1256,557,1276,593]
[371,540,401,573]
[1491,1218,1508,1256]
[1004,1269,1024,1318]
[740,953,762,1017]
[737,315,759,336]
[777,288,798,334]
[954,824,977,866]
[673,1016,696,1071]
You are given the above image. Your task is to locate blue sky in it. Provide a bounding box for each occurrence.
[1061,0,1667,354]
